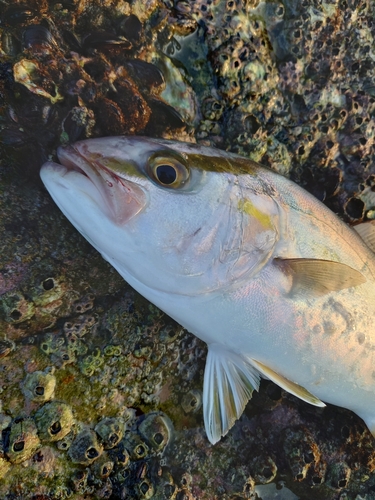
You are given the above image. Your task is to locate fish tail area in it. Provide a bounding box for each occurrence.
[203,343,260,444]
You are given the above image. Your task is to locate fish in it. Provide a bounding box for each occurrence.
[40,136,375,444]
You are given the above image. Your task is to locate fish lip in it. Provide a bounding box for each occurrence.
[57,144,147,225]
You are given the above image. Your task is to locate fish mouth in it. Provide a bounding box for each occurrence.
[52,144,147,225]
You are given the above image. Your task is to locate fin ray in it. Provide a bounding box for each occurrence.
[203,344,260,444]
[250,359,326,407]
[274,258,366,296]
[353,220,375,253]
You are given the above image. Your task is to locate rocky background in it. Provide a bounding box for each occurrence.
[1,0,375,498]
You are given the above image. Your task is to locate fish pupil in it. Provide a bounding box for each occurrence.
[156,165,176,185]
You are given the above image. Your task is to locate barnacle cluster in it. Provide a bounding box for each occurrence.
[175,0,375,223]
[2,0,375,498]
[0,303,198,498]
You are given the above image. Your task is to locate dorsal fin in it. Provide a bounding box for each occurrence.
[353,220,375,253]
[274,258,366,297]
[203,344,260,444]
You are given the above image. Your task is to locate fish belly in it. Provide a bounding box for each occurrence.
[154,261,375,429]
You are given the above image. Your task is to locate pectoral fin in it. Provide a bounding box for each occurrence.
[353,220,375,253]
[250,359,326,407]
[203,344,260,444]
[274,258,366,296]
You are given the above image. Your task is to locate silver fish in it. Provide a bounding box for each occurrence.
[40,136,375,444]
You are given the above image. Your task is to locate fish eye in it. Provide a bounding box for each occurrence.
[155,164,177,185]
[147,152,189,189]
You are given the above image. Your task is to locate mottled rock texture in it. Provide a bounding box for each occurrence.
[1,0,375,498]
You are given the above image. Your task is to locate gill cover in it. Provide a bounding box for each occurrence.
[45,136,281,296]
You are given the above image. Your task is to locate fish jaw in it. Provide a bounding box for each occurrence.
[41,144,147,226]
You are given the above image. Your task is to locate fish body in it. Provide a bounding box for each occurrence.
[40,136,375,443]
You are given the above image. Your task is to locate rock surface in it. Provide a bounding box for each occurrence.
[1,0,375,498]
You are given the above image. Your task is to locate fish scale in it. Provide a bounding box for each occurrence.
[41,136,375,444]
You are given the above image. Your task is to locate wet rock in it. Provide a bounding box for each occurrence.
[283,426,321,482]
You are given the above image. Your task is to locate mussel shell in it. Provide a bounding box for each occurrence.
[82,32,132,53]
[83,55,110,80]
[118,14,143,44]
[95,97,126,136]
[145,97,185,133]
[3,5,37,26]
[62,30,81,51]
[0,128,28,147]
[148,7,169,30]
[22,25,58,52]
[60,69,97,102]
[50,0,78,9]
[299,164,342,202]
[1,31,21,57]
[108,79,151,133]
[123,59,165,93]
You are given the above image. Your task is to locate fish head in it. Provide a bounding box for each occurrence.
[40,136,279,296]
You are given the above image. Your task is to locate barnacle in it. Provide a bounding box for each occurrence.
[21,369,56,402]
[5,418,41,464]
[122,431,149,460]
[138,412,173,453]
[153,469,178,499]
[56,429,75,452]
[80,348,104,376]
[159,322,183,343]
[109,442,130,469]
[68,427,103,465]
[91,451,114,480]
[34,401,74,442]
[283,427,321,482]
[251,455,277,484]
[326,461,351,490]
[40,333,65,355]
[137,477,155,499]
[1,291,35,324]
[181,389,202,414]
[95,417,124,449]
[103,344,123,357]
[71,468,90,493]
[64,313,96,338]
